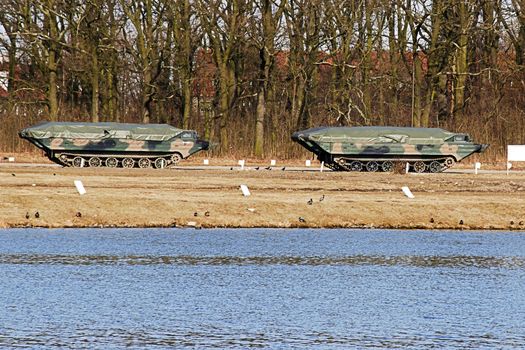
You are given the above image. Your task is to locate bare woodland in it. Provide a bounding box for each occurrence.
[1,0,525,159]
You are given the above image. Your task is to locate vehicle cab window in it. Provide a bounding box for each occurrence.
[180,131,196,139]
[453,135,470,142]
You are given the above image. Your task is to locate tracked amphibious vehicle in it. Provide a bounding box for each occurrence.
[292,126,488,173]
[19,121,209,168]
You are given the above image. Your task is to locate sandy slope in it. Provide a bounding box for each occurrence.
[1,164,524,230]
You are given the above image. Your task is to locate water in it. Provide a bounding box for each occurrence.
[0,228,524,349]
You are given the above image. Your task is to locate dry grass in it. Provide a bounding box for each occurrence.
[1,163,524,230]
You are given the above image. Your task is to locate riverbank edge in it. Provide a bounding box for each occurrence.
[2,222,524,231]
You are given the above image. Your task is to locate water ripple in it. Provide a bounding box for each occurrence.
[0,254,523,268]
[1,328,524,349]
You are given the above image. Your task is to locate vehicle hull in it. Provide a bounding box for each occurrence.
[20,122,209,168]
[292,126,488,172]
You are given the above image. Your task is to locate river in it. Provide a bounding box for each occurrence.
[0,228,524,349]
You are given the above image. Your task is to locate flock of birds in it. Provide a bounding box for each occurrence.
[25,211,82,220]
[298,195,327,223]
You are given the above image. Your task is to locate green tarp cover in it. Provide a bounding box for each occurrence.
[21,122,184,141]
[305,126,456,139]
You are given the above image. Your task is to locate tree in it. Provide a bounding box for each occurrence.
[19,0,69,120]
[166,0,198,129]
[0,0,19,100]
[197,0,248,151]
[250,0,286,157]
[284,0,323,129]
[119,0,169,123]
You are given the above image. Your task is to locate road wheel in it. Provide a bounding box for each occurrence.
[366,161,379,172]
[171,153,182,164]
[72,156,85,168]
[350,161,362,172]
[381,161,394,172]
[413,161,426,173]
[105,157,118,168]
[138,158,151,168]
[89,157,102,167]
[154,158,166,169]
[429,161,441,173]
[122,157,135,168]
[445,157,455,167]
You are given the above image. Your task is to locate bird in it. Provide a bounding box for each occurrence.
[34,211,40,218]
[25,212,30,219]
[264,166,271,170]
[281,167,286,171]
[229,167,233,170]
[430,217,434,223]
[75,212,82,218]
[254,166,260,170]
[193,212,198,217]
[307,198,313,205]
[459,219,464,225]
[11,173,15,176]
[53,173,56,176]
[319,195,325,202]
[298,217,306,223]
[204,211,210,217]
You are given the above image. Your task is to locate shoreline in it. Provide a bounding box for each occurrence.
[1,163,524,231]
[3,224,525,231]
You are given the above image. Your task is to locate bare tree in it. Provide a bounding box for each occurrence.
[119,0,168,123]
[248,0,286,157]
[17,0,69,120]
[196,0,249,151]
[284,0,323,129]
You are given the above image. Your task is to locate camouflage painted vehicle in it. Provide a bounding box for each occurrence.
[292,126,488,173]
[19,121,209,168]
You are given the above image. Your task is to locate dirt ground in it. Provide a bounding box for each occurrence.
[1,158,524,230]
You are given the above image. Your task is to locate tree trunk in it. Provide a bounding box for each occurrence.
[6,33,16,111]
[453,0,469,118]
[254,89,265,157]
[517,10,525,65]
[91,46,99,122]
[7,35,16,94]
[217,63,233,151]
[412,53,423,127]
[142,68,152,124]
[46,0,59,121]
[48,47,58,121]
[294,78,307,129]
[362,0,373,122]
[181,0,192,129]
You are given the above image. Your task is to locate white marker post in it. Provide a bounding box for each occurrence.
[238,159,245,170]
[270,159,276,166]
[474,162,481,175]
[405,162,410,174]
[305,159,311,167]
[401,186,415,199]
[320,161,324,172]
[240,184,251,197]
[8,157,15,162]
[203,159,209,165]
[507,162,512,176]
[74,180,86,195]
